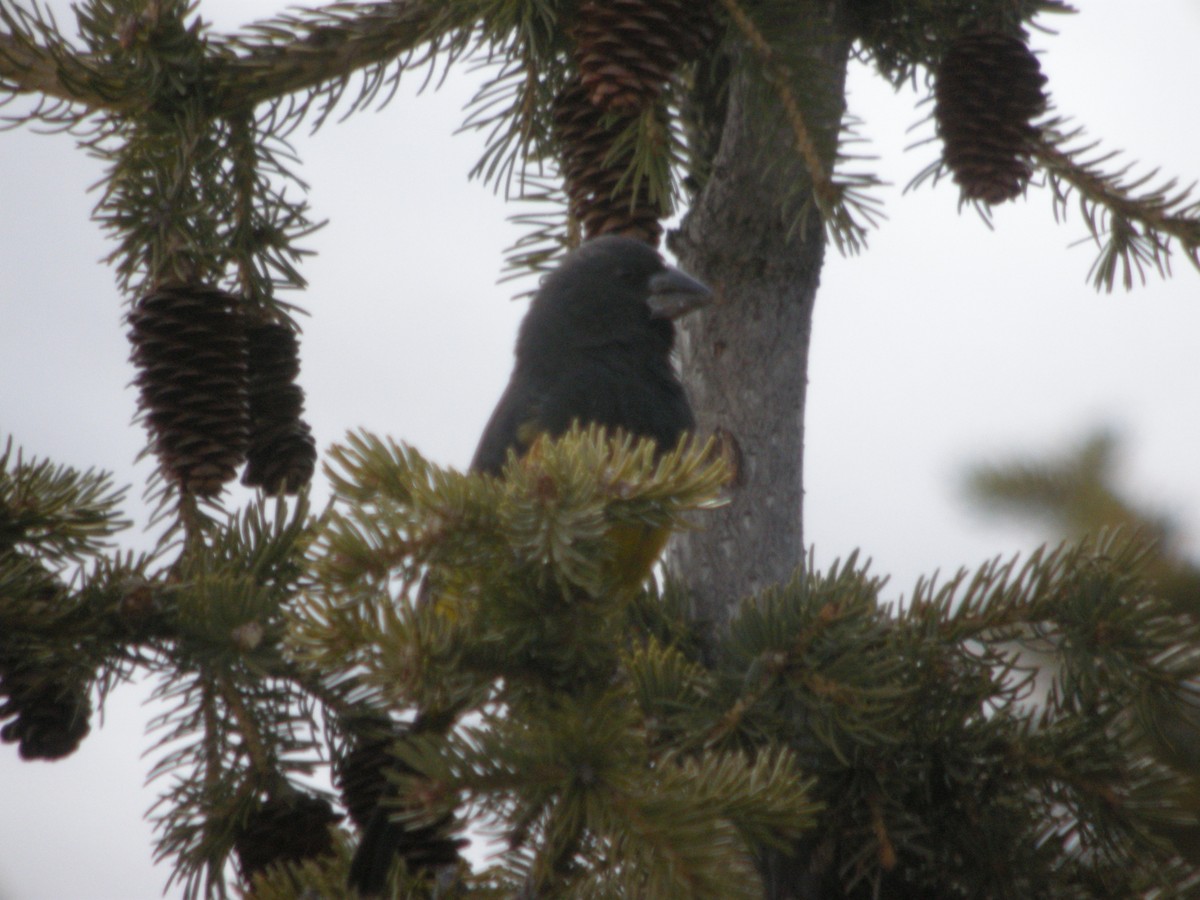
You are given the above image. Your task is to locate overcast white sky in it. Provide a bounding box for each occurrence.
[2,1,1199,897]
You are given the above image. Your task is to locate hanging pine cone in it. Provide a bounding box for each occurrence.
[934,32,1048,205]
[241,322,317,495]
[0,564,91,760]
[553,80,666,246]
[334,713,396,831]
[0,657,91,760]
[345,716,469,895]
[571,0,717,113]
[128,285,249,497]
[234,792,340,879]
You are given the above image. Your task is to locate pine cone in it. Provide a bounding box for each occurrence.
[241,323,316,495]
[0,661,91,760]
[934,32,1048,205]
[552,80,665,246]
[0,567,92,760]
[334,713,397,831]
[234,792,340,880]
[571,0,717,113]
[345,716,468,895]
[128,285,249,497]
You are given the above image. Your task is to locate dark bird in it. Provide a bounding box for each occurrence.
[471,234,711,474]
[346,235,711,897]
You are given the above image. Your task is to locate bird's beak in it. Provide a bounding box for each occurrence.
[647,265,712,320]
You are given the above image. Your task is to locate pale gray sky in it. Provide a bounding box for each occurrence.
[2,1,1199,897]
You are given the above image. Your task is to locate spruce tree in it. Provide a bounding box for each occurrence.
[2,1,1200,898]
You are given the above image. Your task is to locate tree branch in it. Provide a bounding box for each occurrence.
[1034,126,1200,290]
[0,20,114,110]
[0,0,465,120]
[215,0,466,113]
[0,30,64,94]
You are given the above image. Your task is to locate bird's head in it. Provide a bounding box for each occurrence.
[517,236,711,362]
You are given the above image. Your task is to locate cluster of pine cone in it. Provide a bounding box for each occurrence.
[554,0,717,245]
[127,284,316,498]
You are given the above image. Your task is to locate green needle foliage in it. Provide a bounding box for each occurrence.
[4,0,1196,288]
[0,436,338,895]
[967,429,1200,882]
[717,538,1200,897]
[5,423,1200,895]
[290,428,1200,897]
[0,443,141,758]
[0,438,130,560]
[292,427,817,897]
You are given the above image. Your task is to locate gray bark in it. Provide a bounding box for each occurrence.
[670,11,853,897]
[668,1,851,630]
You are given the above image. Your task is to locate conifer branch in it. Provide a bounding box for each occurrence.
[213,669,275,781]
[0,28,78,100]
[1034,123,1200,291]
[0,439,129,560]
[498,171,575,288]
[216,0,469,114]
[0,3,116,112]
[1,0,467,126]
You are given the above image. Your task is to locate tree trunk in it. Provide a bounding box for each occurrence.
[672,10,852,894]
[669,1,851,631]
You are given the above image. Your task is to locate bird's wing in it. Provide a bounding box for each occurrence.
[469,375,545,474]
[470,354,691,475]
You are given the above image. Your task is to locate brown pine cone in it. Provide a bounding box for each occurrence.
[934,32,1048,205]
